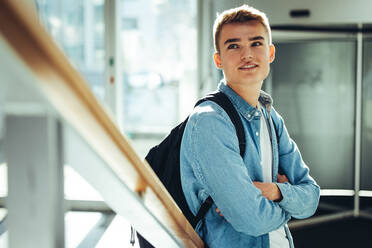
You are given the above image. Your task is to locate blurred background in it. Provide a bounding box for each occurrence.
[1,0,372,247]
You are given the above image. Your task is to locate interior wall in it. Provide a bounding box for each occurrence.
[246,0,372,25]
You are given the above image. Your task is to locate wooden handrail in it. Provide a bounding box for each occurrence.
[0,0,203,247]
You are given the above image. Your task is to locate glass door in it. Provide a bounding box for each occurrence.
[266,31,357,190]
[361,34,372,191]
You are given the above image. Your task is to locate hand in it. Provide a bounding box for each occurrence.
[277,173,289,183]
[253,182,282,202]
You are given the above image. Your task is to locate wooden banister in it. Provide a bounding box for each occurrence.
[0,0,204,247]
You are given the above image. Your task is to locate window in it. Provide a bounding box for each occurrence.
[35,0,105,100]
[120,0,197,135]
[31,1,197,247]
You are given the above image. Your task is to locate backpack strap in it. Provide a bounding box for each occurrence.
[191,91,245,228]
[195,91,246,157]
[190,195,214,228]
[270,113,280,146]
[269,111,284,175]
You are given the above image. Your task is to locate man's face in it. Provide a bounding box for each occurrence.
[214,21,275,89]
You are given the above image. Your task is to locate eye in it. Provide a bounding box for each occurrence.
[227,44,239,49]
[252,41,263,47]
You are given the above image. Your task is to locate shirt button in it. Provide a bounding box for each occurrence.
[248,114,251,118]
[255,111,259,116]
[256,132,259,136]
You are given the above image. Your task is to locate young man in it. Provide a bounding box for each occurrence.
[180,5,320,248]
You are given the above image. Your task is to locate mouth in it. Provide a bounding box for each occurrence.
[238,64,258,71]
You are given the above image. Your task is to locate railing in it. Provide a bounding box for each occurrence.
[0,0,203,247]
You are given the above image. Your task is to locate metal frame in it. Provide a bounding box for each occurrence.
[65,200,112,213]
[288,205,372,230]
[0,197,113,213]
[354,26,363,217]
[104,0,123,131]
[76,213,115,248]
[0,196,113,246]
[272,30,357,42]
[288,210,355,230]
[197,0,216,97]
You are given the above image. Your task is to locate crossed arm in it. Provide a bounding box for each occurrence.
[253,173,289,200]
[216,173,289,216]
[183,103,319,235]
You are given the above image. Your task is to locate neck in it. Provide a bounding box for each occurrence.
[226,81,262,108]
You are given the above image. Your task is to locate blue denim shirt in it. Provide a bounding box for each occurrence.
[180,81,320,248]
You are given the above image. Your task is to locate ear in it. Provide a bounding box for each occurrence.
[213,52,222,69]
[269,44,276,63]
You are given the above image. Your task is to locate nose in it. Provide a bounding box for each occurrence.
[241,46,253,61]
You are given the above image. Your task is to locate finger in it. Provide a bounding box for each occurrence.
[277,174,289,183]
[277,174,284,182]
[253,181,262,187]
[281,174,288,181]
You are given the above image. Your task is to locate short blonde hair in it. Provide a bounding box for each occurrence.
[213,5,272,53]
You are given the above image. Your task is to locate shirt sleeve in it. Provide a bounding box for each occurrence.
[183,102,290,237]
[272,108,320,219]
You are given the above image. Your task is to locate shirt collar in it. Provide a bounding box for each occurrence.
[217,79,273,122]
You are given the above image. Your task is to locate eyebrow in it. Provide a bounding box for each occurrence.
[223,36,265,45]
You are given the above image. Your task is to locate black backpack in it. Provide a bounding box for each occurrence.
[135,91,246,248]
